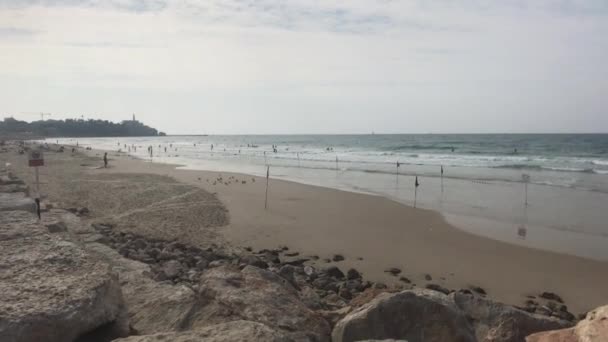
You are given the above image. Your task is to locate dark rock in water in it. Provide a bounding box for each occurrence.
[398,276,411,284]
[244,246,252,252]
[284,252,299,257]
[323,258,331,263]
[78,207,90,216]
[323,266,345,280]
[384,267,401,276]
[425,283,450,295]
[424,274,432,281]
[346,268,362,280]
[539,292,564,303]
[470,285,486,295]
[332,254,345,262]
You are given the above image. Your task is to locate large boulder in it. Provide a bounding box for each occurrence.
[450,291,573,342]
[332,289,476,342]
[526,304,608,342]
[0,218,129,342]
[0,192,36,213]
[113,320,293,342]
[0,210,47,240]
[85,242,198,335]
[191,265,331,341]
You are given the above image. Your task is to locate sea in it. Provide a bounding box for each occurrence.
[47,134,608,261]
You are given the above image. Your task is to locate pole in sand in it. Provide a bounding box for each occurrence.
[264,151,267,165]
[265,165,270,210]
[522,174,530,206]
[335,156,338,170]
[297,152,300,167]
[440,165,444,193]
[396,161,400,186]
[28,150,44,219]
[414,175,420,208]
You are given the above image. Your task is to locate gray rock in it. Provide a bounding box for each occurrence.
[162,260,183,279]
[347,268,362,280]
[113,320,294,342]
[450,291,573,342]
[0,192,36,213]
[332,289,476,342]
[45,220,68,233]
[323,266,345,279]
[85,242,198,335]
[527,304,608,342]
[240,254,268,269]
[0,229,129,342]
[195,265,331,341]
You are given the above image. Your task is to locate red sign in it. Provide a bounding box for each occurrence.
[28,151,44,167]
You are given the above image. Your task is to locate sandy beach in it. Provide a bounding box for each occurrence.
[5,146,608,316]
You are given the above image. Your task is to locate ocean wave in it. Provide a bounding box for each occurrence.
[494,164,601,174]
[592,160,608,166]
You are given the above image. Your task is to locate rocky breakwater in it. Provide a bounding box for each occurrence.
[0,171,129,342]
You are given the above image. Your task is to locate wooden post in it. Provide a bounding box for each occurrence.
[335,156,338,170]
[297,152,300,167]
[265,165,270,210]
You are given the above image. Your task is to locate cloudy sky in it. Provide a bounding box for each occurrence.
[1,0,607,134]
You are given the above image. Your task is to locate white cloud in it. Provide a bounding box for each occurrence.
[0,0,607,133]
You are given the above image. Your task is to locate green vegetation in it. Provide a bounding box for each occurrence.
[0,117,163,137]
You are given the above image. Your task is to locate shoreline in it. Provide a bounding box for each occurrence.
[8,143,608,315]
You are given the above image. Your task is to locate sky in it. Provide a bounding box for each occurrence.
[0,0,607,134]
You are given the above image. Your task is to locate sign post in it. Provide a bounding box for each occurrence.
[265,165,270,210]
[28,150,44,219]
[522,173,530,206]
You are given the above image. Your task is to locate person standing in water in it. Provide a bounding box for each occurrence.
[103,152,108,168]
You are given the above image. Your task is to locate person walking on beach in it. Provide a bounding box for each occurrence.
[103,152,108,168]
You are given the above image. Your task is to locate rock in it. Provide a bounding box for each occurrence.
[304,265,316,277]
[0,192,37,213]
[384,267,401,276]
[333,254,345,262]
[347,268,362,280]
[208,259,229,268]
[332,289,476,342]
[319,307,352,329]
[323,266,345,279]
[424,274,432,281]
[426,283,450,295]
[0,210,48,240]
[450,291,573,342]
[0,227,129,342]
[539,292,564,303]
[45,220,68,233]
[162,260,183,279]
[240,254,268,269]
[527,305,608,342]
[399,276,411,284]
[113,320,293,342]
[469,286,486,296]
[195,265,331,341]
[278,265,300,289]
[299,286,326,311]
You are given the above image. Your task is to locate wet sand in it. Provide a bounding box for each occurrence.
[6,147,608,315]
